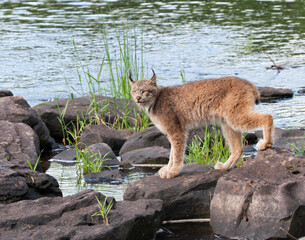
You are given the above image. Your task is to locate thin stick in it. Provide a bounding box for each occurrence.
[132,164,167,168]
[279,227,297,240]
[163,219,210,224]
[263,51,280,73]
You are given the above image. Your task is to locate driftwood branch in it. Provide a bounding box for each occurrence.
[279,227,297,240]
[263,51,285,73]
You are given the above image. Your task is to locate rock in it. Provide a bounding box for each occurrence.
[86,143,119,167]
[34,95,136,141]
[258,86,293,102]
[0,96,55,149]
[119,127,170,155]
[84,169,127,183]
[121,146,170,164]
[210,148,305,239]
[0,90,13,97]
[0,189,164,240]
[0,162,62,203]
[124,163,226,220]
[298,87,305,94]
[255,127,305,150]
[79,124,134,154]
[52,148,77,161]
[0,120,40,170]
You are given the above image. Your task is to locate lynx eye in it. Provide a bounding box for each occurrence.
[140,90,146,94]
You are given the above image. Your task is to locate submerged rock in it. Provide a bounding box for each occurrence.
[0,90,13,97]
[0,189,164,240]
[124,163,226,220]
[52,148,77,161]
[210,148,305,240]
[0,96,55,149]
[121,146,170,164]
[257,86,293,102]
[84,169,127,183]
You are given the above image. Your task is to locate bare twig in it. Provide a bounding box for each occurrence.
[279,227,297,240]
[163,219,210,224]
[263,51,285,73]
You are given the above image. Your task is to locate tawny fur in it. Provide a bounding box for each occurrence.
[129,72,274,179]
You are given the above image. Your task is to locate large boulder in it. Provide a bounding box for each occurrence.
[210,148,305,239]
[0,189,164,240]
[0,96,55,149]
[86,143,120,167]
[121,146,170,164]
[257,86,293,102]
[0,120,40,169]
[0,162,62,204]
[34,96,136,141]
[124,163,226,220]
[79,124,134,154]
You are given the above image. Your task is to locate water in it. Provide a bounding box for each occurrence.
[1,1,305,238]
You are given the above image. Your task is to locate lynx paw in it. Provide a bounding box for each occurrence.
[257,139,273,151]
[158,166,179,179]
[214,162,228,171]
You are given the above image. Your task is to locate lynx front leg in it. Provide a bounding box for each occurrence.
[158,132,185,179]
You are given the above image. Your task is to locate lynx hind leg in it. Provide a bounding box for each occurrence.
[215,123,243,171]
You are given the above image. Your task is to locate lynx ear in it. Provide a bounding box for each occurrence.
[149,69,157,86]
[129,72,135,85]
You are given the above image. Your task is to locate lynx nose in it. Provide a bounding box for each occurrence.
[136,96,141,101]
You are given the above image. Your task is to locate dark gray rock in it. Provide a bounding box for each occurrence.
[34,96,137,141]
[0,96,55,149]
[119,127,170,155]
[86,143,119,167]
[255,127,305,150]
[0,90,13,97]
[84,169,127,183]
[0,120,40,170]
[258,86,293,102]
[0,189,164,240]
[210,148,305,240]
[124,163,226,220]
[0,162,62,203]
[52,148,77,161]
[298,87,305,94]
[121,146,170,164]
[79,124,134,154]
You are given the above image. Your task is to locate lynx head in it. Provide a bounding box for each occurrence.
[129,70,158,111]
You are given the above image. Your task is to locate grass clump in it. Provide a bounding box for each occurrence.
[27,151,43,171]
[92,196,114,225]
[288,133,305,155]
[185,126,233,167]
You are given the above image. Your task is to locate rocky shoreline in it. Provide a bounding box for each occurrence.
[0,87,304,239]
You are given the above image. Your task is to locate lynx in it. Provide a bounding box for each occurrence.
[129,70,273,179]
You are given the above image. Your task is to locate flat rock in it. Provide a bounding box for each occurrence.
[84,169,127,183]
[0,189,164,240]
[0,90,13,97]
[258,86,293,102]
[0,96,55,149]
[124,163,226,220]
[79,124,134,154]
[34,96,136,141]
[0,162,62,203]
[298,87,305,94]
[210,148,305,239]
[52,148,77,161]
[121,146,170,164]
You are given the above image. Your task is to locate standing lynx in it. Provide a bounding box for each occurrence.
[129,71,273,179]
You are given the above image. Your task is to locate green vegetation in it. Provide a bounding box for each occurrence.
[288,133,305,155]
[26,151,42,171]
[92,196,114,225]
[185,126,241,167]
[75,147,111,176]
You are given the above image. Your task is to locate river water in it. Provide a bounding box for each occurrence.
[1,1,305,238]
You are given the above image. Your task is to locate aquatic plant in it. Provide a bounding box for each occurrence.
[92,196,114,225]
[185,126,233,167]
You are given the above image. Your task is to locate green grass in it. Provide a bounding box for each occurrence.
[288,133,305,155]
[92,196,114,225]
[75,147,111,176]
[57,27,151,146]
[185,126,232,167]
[26,151,43,171]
